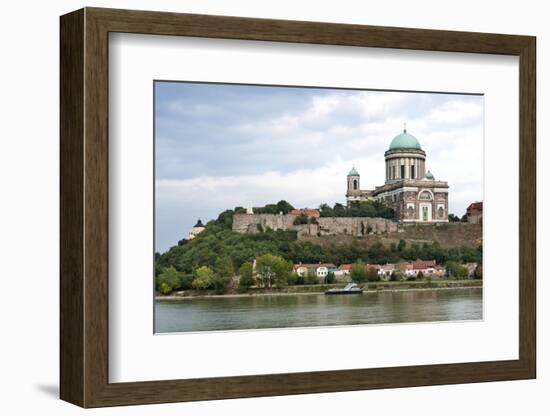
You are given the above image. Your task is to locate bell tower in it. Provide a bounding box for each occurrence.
[346,167,361,201]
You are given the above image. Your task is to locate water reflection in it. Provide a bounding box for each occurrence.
[155,288,482,333]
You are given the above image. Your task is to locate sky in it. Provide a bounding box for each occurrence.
[155,81,484,253]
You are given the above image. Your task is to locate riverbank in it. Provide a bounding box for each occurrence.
[156,279,482,300]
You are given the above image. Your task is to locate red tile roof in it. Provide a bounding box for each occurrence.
[467,201,483,211]
[397,262,413,270]
[412,259,437,270]
[294,263,336,269]
[289,209,320,216]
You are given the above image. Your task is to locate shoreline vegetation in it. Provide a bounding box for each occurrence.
[156,201,482,297]
[156,279,482,300]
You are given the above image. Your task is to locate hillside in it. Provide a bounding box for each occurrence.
[156,209,482,275]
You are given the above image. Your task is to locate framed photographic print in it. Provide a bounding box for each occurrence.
[60,7,536,408]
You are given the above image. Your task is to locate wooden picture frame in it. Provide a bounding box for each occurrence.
[60,7,536,408]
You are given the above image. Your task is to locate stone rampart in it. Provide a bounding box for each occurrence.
[232,213,398,237]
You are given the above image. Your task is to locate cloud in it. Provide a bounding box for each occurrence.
[155,82,484,252]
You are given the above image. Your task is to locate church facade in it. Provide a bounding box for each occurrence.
[346,128,449,223]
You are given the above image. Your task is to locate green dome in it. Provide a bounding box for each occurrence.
[389,131,422,150]
[424,170,434,180]
[347,167,360,176]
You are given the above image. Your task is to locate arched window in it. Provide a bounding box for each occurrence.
[353,179,358,190]
[418,190,433,200]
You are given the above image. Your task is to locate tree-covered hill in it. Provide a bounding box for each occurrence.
[156,206,482,276]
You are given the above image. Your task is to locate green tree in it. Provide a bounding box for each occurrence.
[238,262,255,290]
[293,214,309,225]
[319,203,334,217]
[159,282,172,295]
[397,239,407,252]
[276,200,295,214]
[216,209,235,229]
[457,266,469,279]
[304,268,318,285]
[179,273,194,290]
[446,261,469,280]
[448,213,460,222]
[446,261,460,278]
[326,271,336,284]
[417,271,424,280]
[474,264,483,279]
[256,254,292,288]
[211,256,234,294]
[215,255,234,278]
[351,262,367,283]
[333,203,346,217]
[391,270,405,281]
[192,266,214,290]
[366,266,379,282]
[287,271,299,286]
[157,266,181,294]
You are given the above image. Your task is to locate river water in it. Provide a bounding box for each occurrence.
[155,288,482,333]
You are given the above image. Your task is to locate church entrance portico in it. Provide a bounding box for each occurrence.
[419,202,432,222]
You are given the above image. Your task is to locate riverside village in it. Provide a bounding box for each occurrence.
[155,127,483,301]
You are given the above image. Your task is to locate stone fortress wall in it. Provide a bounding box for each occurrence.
[232,213,398,238]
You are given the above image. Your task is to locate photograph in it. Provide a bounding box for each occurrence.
[153,81,484,333]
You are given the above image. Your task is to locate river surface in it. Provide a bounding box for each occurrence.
[155,288,482,333]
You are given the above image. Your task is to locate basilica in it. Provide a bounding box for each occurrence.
[346,127,449,223]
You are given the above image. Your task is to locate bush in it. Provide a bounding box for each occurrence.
[159,282,172,295]
[256,254,292,288]
[179,273,194,290]
[304,269,319,285]
[238,262,255,290]
[351,263,367,283]
[319,200,395,219]
[326,271,336,284]
[474,264,483,279]
[293,214,309,225]
[457,266,469,279]
[366,266,379,282]
[192,266,214,290]
[294,273,305,285]
[287,272,299,286]
[211,274,231,294]
[448,213,460,222]
[156,266,181,294]
[446,261,469,280]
